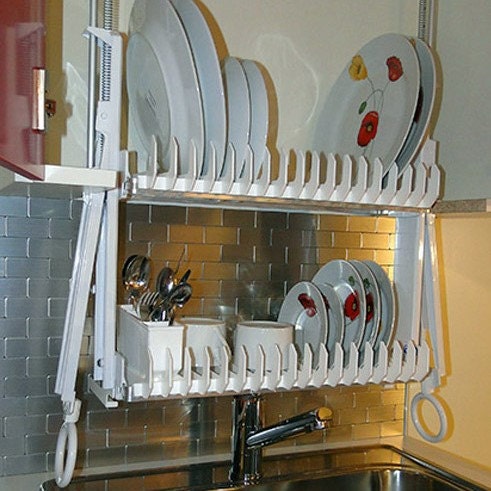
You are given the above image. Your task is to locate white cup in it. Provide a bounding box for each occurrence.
[235,321,294,373]
[177,317,230,368]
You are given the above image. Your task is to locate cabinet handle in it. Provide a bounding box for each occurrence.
[32,67,46,132]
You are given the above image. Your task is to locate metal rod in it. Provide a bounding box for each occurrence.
[86,0,98,168]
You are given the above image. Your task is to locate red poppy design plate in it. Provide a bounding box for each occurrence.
[312,260,366,362]
[312,33,420,177]
[278,281,328,367]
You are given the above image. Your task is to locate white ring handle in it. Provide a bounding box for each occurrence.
[410,392,447,443]
[55,421,78,488]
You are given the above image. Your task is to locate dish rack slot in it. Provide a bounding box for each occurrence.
[127,136,440,210]
[114,305,430,401]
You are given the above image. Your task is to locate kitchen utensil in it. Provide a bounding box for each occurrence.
[313,260,366,363]
[278,281,328,367]
[235,320,293,373]
[177,317,229,368]
[122,254,151,304]
[221,56,250,179]
[156,266,175,299]
[240,59,268,179]
[393,37,437,175]
[170,0,226,176]
[127,0,204,173]
[312,33,420,177]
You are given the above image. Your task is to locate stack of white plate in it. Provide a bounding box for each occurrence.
[126,0,269,179]
[278,259,396,368]
[311,33,437,179]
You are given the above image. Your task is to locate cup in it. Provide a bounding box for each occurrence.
[177,317,230,368]
[234,321,294,373]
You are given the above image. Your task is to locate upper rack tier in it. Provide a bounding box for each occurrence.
[124,136,440,214]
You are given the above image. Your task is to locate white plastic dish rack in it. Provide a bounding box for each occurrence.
[113,304,430,401]
[127,134,440,211]
[52,22,447,488]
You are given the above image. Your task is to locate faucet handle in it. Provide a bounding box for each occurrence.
[316,407,333,428]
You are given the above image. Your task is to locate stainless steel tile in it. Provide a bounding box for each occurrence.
[6,258,49,278]
[49,218,81,239]
[28,238,71,259]
[5,337,47,358]
[7,217,49,238]
[0,278,27,297]
[5,298,48,318]
[0,238,28,257]
[28,278,69,298]
[28,198,70,219]
[3,415,46,438]
[4,377,47,397]
[0,197,28,218]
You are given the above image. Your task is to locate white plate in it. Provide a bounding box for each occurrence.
[170,0,226,176]
[221,57,250,179]
[312,33,420,176]
[363,260,396,354]
[350,260,381,359]
[312,260,366,360]
[314,282,344,366]
[394,38,437,175]
[278,281,328,367]
[127,0,204,174]
[240,59,269,179]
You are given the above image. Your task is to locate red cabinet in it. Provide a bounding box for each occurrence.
[0,1,45,180]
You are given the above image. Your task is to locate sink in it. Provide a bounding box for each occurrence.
[40,445,485,490]
[216,467,477,491]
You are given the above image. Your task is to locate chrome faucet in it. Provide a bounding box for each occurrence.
[229,393,333,485]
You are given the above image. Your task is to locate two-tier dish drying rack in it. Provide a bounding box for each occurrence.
[52,5,446,488]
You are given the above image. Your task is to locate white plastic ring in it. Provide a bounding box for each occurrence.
[410,392,447,443]
[55,421,78,488]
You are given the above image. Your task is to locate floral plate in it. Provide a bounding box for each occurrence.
[278,281,328,367]
[312,33,420,177]
[312,260,366,364]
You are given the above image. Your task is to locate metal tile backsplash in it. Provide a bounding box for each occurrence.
[0,197,404,477]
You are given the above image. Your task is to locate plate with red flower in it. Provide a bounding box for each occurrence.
[311,33,420,177]
[313,282,345,366]
[350,260,381,362]
[393,37,438,176]
[278,281,328,367]
[363,260,396,355]
[312,260,366,363]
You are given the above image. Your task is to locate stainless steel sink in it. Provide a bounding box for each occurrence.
[216,467,477,491]
[41,445,486,490]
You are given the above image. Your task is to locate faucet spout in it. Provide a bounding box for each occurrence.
[229,393,332,485]
[246,406,332,449]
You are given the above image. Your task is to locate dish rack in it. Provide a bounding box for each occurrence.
[112,304,430,401]
[53,24,447,487]
[126,135,440,211]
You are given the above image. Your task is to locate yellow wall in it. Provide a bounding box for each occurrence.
[408,213,491,470]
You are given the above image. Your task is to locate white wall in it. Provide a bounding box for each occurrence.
[432,1,491,200]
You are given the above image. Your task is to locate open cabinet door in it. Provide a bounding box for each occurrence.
[0,0,45,180]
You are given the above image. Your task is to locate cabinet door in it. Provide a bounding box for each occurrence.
[0,1,45,180]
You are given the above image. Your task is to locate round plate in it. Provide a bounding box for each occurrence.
[278,281,328,366]
[170,0,226,177]
[312,33,420,176]
[351,260,381,358]
[221,57,250,179]
[240,59,269,180]
[127,0,204,174]
[312,260,366,358]
[363,260,396,353]
[314,282,344,366]
[394,38,437,176]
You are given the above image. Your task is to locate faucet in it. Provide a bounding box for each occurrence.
[229,393,333,485]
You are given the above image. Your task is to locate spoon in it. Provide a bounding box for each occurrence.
[122,254,151,305]
[156,266,175,299]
